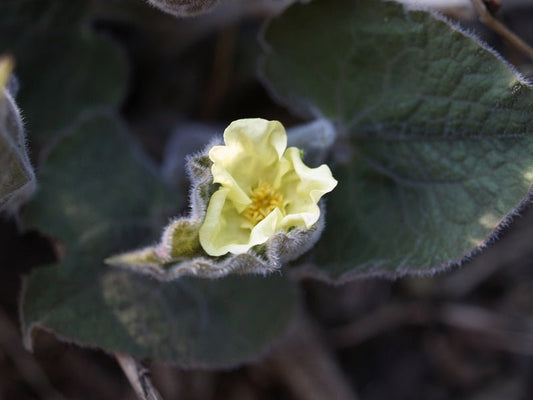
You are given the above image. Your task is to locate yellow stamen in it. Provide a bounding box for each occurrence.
[244,182,284,225]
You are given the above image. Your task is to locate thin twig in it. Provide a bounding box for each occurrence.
[200,25,236,120]
[440,303,533,355]
[471,0,533,62]
[267,315,358,400]
[115,352,164,400]
[330,302,533,356]
[330,303,431,348]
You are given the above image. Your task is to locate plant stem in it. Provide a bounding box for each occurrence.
[471,0,533,62]
[115,352,164,400]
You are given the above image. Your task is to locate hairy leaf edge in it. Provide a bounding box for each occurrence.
[18,278,302,369]
[258,1,533,283]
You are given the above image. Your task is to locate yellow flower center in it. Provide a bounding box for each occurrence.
[244,182,284,225]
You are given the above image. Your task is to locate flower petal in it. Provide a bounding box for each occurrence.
[200,189,286,255]
[199,188,250,256]
[280,147,338,228]
[248,207,284,248]
[209,161,251,212]
[208,119,289,211]
[223,118,286,162]
[199,119,337,258]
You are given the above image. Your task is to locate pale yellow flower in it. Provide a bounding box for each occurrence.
[199,118,337,256]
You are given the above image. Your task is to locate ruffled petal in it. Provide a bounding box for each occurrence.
[280,147,337,228]
[199,188,250,256]
[223,118,286,163]
[199,119,337,257]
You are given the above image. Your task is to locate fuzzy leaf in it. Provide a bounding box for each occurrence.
[0,0,126,145]
[0,57,35,213]
[261,0,533,280]
[21,114,296,366]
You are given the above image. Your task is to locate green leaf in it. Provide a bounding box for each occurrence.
[261,0,533,280]
[0,0,126,145]
[21,114,296,366]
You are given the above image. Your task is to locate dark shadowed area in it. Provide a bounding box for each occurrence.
[1,0,533,399]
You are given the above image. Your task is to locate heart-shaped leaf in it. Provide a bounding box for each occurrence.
[261,0,533,280]
[21,114,296,367]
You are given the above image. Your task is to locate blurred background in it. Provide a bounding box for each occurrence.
[1,0,533,398]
